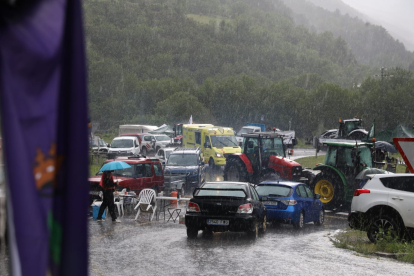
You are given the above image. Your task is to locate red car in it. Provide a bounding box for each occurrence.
[89,156,164,202]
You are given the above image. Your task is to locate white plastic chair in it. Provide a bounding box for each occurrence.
[134,189,157,221]
[114,189,126,217]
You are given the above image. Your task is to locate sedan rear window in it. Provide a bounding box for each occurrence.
[196,184,247,197]
[256,185,293,197]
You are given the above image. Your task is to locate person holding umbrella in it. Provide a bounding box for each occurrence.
[96,160,132,222]
[97,170,120,223]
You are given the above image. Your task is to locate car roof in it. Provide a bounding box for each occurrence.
[241,132,284,138]
[258,181,303,187]
[113,136,137,140]
[171,147,200,154]
[106,156,159,164]
[203,181,251,186]
[120,133,148,138]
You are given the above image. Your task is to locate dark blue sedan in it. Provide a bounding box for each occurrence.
[255,181,324,229]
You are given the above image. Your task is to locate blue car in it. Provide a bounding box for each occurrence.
[255,181,324,229]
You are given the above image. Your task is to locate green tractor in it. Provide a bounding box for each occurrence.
[309,140,385,210]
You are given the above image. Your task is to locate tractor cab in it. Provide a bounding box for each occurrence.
[242,132,285,171]
[324,142,373,182]
[224,132,303,183]
[337,117,366,139]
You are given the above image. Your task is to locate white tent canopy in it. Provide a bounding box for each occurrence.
[119,125,158,135]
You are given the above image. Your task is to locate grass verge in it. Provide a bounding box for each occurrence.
[295,138,314,148]
[294,155,325,168]
[333,229,414,263]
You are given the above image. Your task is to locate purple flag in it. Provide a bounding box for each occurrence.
[0,0,89,275]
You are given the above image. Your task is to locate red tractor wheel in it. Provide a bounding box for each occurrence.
[223,158,249,182]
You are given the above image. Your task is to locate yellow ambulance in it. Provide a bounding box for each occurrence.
[183,125,241,168]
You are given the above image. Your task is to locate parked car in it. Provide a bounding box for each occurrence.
[255,181,324,229]
[313,129,338,150]
[107,136,140,159]
[163,147,206,195]
[155,147,176,166]
[120,133,149,147]
[88,156,164,204]
[348,174,414,243]
[185,181,267,239]
[91,137,109,153]
[141,134,172,156]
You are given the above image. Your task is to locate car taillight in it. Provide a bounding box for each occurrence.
[280,199,297,206]
[187,202,200,212]
[354,189,370,196]
[237,203,253,214]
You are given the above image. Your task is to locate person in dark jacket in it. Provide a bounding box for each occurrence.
[97,171,120,223]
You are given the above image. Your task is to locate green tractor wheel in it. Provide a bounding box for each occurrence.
[313,175,343,210]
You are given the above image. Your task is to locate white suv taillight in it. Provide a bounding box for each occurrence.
[354,189,370,196]
[237,203,253,214]
[187,202,200,212]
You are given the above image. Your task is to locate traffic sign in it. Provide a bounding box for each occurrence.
[393,138,414,173]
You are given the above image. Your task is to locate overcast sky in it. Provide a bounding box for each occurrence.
[341,0,414,51]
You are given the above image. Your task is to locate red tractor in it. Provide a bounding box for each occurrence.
[223,132,304,183]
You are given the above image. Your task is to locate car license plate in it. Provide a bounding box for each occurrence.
[207,219,229,226]
[264,201,278,206]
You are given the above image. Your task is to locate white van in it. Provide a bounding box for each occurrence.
[108,136,140,159]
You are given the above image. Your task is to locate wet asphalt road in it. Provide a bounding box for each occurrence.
[88,209,413,276]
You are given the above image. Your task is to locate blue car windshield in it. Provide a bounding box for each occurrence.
[256,185,293,197]
[196,184,247,197]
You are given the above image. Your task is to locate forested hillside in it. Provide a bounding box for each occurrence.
[85,0,414,138]
[282,0,414,69]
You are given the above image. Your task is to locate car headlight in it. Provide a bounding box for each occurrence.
[215,152,222,158]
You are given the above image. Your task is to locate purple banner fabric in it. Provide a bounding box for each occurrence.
[0,0,89,275]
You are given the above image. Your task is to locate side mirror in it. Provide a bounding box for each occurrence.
[151,138,156,142]
[314,193,321,199]
[261,196,268,201]
[107,144,111,148]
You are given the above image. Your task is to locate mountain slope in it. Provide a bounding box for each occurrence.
[282,0,414,68]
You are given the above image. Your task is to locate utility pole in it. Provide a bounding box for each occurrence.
[374,67,393,129]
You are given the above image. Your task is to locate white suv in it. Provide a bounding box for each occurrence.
[141,134,172,156]
[107,136,140,159]
[348,174,414,242]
